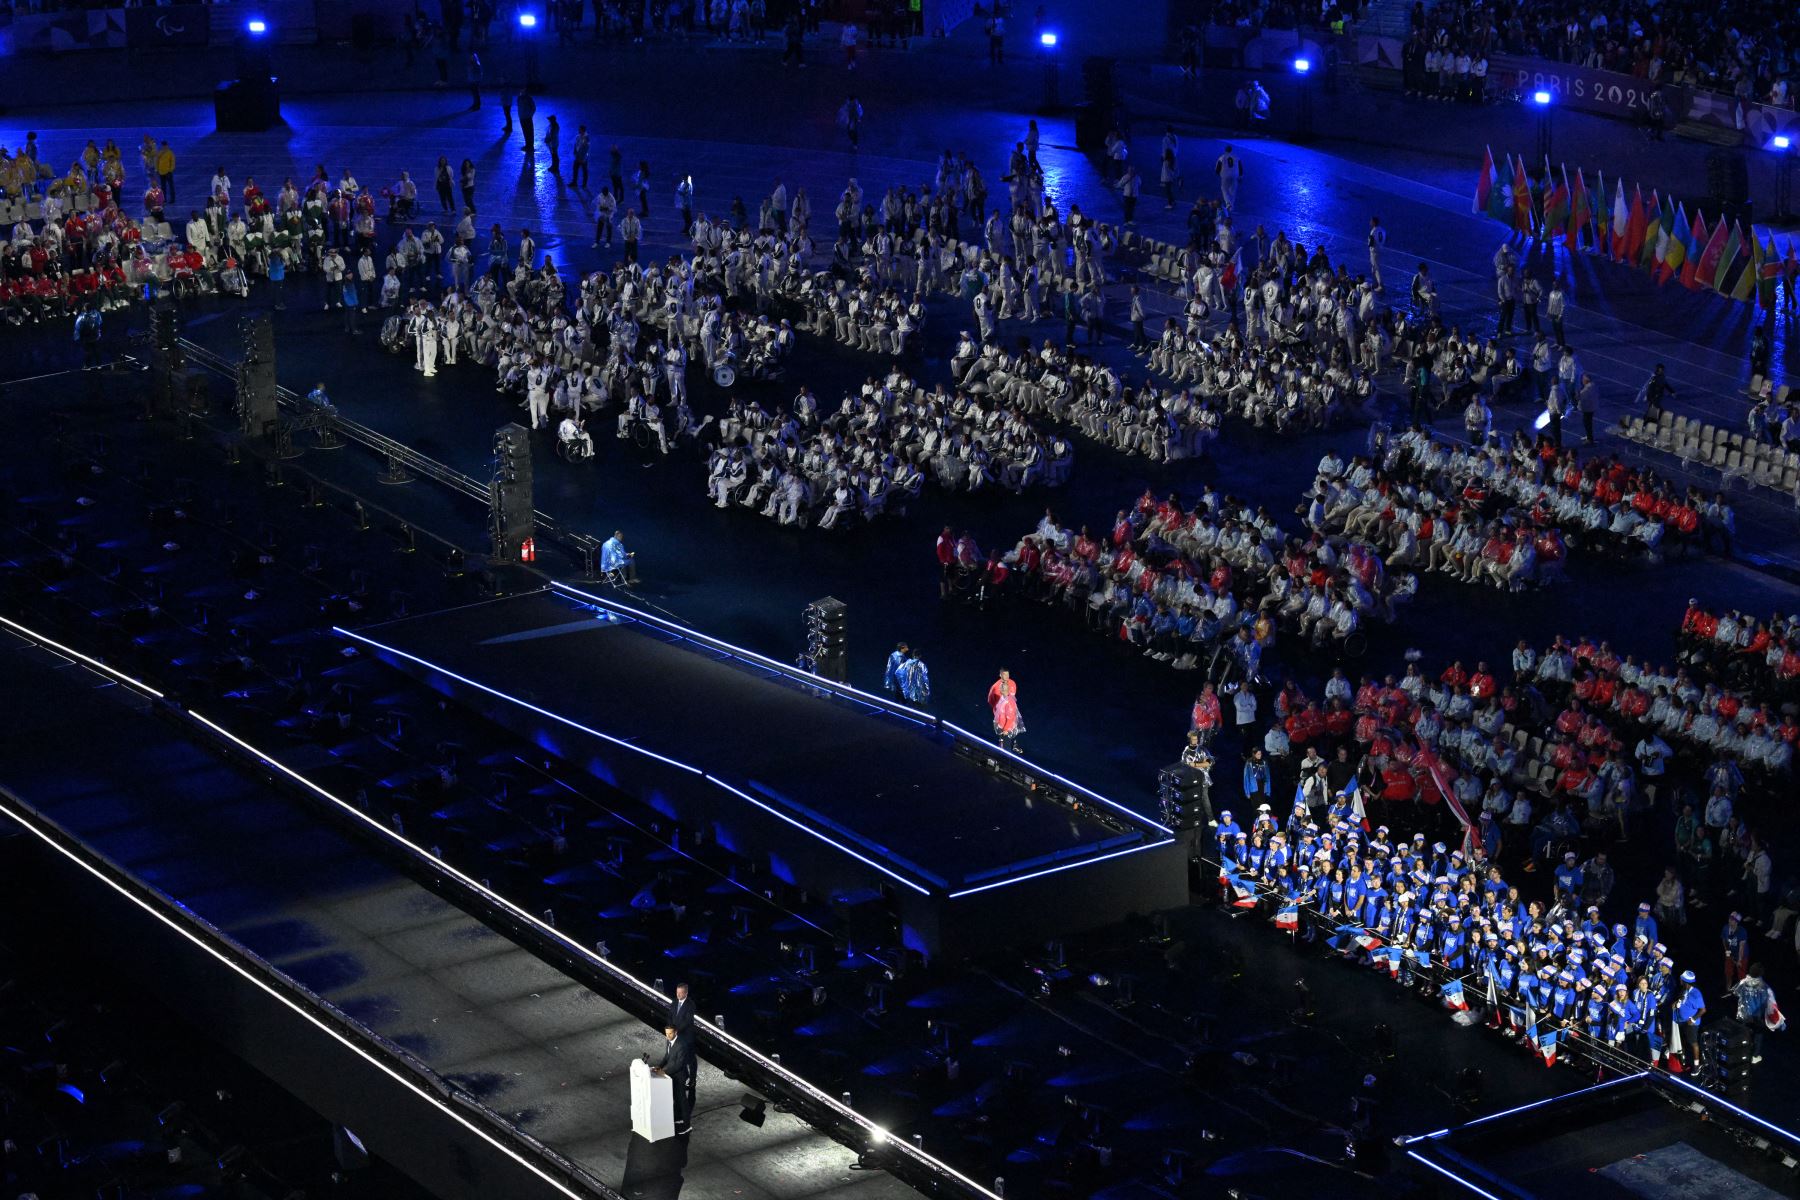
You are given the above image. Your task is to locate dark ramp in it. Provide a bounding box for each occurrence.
[341,584,1186,959]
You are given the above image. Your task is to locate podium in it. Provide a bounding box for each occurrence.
[630,1058,675,1142]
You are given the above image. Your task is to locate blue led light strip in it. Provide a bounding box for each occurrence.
[947,839,1177,898]
[939,720,1176,835]
[0,613,166,698]
[1665,1073,1800,1146]
[1405,1150,1507,1200]
[705,778,931,897]
[333,626,706,776]
[1402,1071,1650,1142]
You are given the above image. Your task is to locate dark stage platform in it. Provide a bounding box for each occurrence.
[1401,1071,1800,1200]
[339,584,1186,959]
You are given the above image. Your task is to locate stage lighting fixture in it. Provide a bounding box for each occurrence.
[246,18,267,34]
[1533,89,1552,105]
[869,1125,888,1144]
[518,11,538,27]
[1039,30,1058,46]
[1776,135,1792,150]
[738,1094,767,1127]
[1292,57,1310,73]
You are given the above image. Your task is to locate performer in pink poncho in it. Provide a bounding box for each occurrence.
[987,668,1024,752]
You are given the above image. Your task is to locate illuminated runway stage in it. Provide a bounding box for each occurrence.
[341,584,1188,960]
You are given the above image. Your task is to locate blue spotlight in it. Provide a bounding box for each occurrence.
[245,18,267,34]
[1533,89,1552,105]
[1039,30,1058,47]
[517,11,537,27]
[1293,57,1311,74]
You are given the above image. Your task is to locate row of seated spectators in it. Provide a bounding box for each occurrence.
[1301,425,1734,589]
[1409,0,1797,106]
[705,373,1070,529]
[953,335,1229,463]
[1677,601,1800,710]
[1143,234,1391,434]
[978,488,1412,675]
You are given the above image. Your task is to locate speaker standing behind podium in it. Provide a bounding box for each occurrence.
[668,983,697,1115]
[652,1025,695,1132]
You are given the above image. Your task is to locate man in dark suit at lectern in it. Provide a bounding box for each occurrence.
[652,1024,695,1133]
[669,982,697,1114]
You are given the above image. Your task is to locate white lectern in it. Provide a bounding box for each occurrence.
[630,1058,675,1142]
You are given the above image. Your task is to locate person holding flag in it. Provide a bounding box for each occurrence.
[1671,970,1705,1072]
[1730,963,1782,1063]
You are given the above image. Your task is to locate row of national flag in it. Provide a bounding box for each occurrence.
[1474,146,1794,308]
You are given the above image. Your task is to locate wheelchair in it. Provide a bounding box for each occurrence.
[556,433,594,462]
[379,316,409,353]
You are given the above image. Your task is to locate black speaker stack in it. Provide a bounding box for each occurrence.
[235,313,279,439]
[1699,1018,1756,1097]
[148,301,184,412]
[801,597,848,683]
[489,423,535,562]
[215,30,282,132]
[1158,764,1214,835]
[1075,57,1120,152]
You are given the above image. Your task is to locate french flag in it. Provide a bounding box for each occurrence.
[1539,1028,1559,1067]
[1354,930,1384,951]
[1274,903,1300,932]
[1667,1019,1685,1074]
[1227,872,1259,908]
[1382,948,1402,977]
[1441,979,1468,1011]
[1342,776,1369,830]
